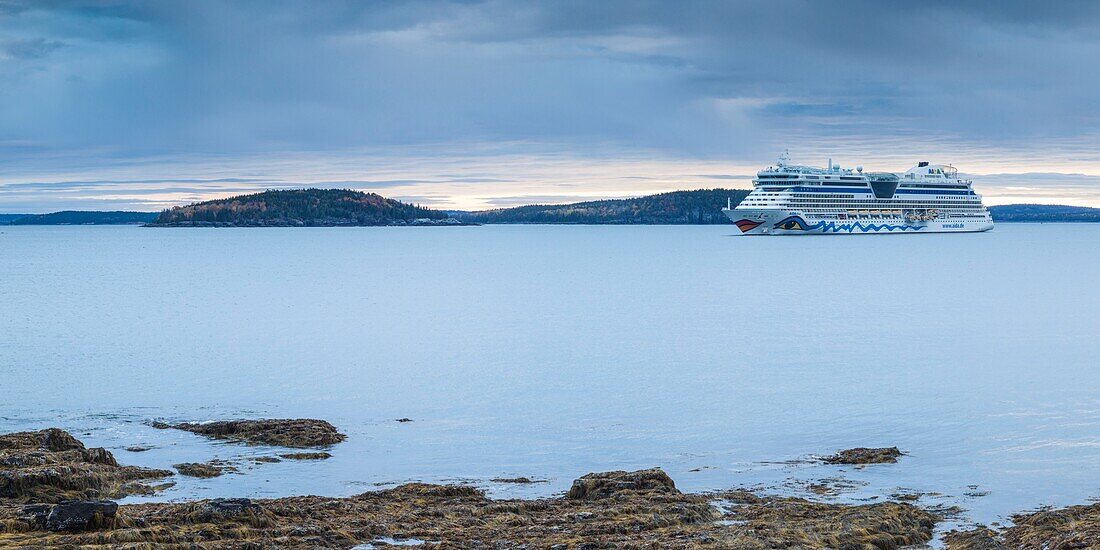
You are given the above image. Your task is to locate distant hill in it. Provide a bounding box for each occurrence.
[7,198,1097,228]
[454,189,751,224]
[0,214,31,224]
[9,211,158,225]
[989,204,1100,222]
[150,188,461,227]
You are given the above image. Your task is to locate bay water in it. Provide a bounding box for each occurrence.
[1,224,1097,529]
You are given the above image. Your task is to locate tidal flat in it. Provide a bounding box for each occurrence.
[1,426,1097,548]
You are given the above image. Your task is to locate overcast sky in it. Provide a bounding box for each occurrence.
[2,0,1100,212]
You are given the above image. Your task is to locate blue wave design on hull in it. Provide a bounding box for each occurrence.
[773,215,924,233]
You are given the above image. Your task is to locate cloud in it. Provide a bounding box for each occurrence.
[2,37,65,60]
[1,1,1099,210]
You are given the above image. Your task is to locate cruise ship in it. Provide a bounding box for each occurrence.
[723,152,993,235]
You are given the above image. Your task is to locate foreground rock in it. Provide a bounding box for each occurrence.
[174,461,236,478]
[279,452,331,460]
[44,500,119,532]
[491,476,537,484]
[946,502,1100,549]
[152,419,346,448]
[0,466,940,548]
[0,429,171,503]
[824,446,904,464]
[567,467,679,499]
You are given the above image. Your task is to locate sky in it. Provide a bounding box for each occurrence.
[2,0,1100,213]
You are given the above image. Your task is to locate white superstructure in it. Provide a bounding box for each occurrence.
[722,152,993,235]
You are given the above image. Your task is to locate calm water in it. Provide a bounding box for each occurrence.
[1,224,1098,529]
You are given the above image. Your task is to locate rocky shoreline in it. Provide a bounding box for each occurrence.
[150,418,347,448]
[1,427,1096,548]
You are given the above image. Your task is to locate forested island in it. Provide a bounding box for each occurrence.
[5,191,1100,227]
[149,189,463,227]
[453,189,751,224]
[987,204,1100,222]
[453,193,1100,224]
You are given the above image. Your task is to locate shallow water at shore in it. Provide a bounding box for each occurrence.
[1,224,1098,526]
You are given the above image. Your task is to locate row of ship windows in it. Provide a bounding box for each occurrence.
[743,205,986,211]
[758,175,866,181]
[783,197,981,202]
[779,193,972,199]
[796,208,986,213]
[787,201,985,205]
[756,181,971,190]
[812,213,989,219]
[742,200,984,207]
[746,197,980,202]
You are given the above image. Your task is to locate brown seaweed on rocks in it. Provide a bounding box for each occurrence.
[33,429,1100,548]
[490,477,540,484]
[1,455,942,549]
[0,429,171,504]
[566,467,679,499]
[279,452,332,460]
[946,502,1100,549]
[823,446,904,465]
[714,490,937,549]
[174,461,237,478]
[152,418,346,448]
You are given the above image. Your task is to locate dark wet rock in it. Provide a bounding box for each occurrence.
[18,503,50,527]
[0,428,84,453]
[125,445,152,452]
[491,477,536,484]
[192,498,264,521]
[279,452,332,460]
[252,456,282,463]
[153,418,346,448]
[566,468,679,500]
[395,418,413,423]
[81,447,117,466]
[174,461,236,478]
[45,499,118,532]
[0,429,171,503]
[823,446,903,465]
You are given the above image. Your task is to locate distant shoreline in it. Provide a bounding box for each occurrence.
[4,198,1100,226]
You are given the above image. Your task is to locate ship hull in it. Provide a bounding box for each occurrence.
[723,208,993,235]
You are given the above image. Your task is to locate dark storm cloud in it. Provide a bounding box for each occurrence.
[1,0,1099,210]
